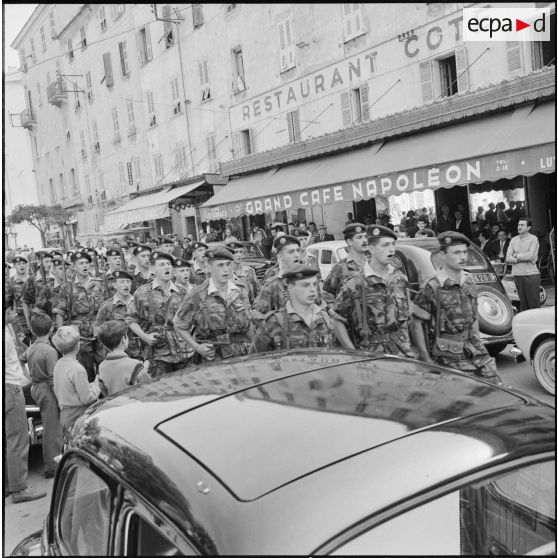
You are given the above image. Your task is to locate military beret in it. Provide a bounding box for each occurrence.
[292,228,311,238]
[72,251,92,263]
[225,241,244,250]
[191,241,208,251]
[106,248,122,257]
[367,225,397,241]
[133,243,152,256]
[273,235,300,251]
[158,236,173,245]
[113,270,134,281]
[35,250,53,259]
[151,251,175,265]
[85,248,97,256]
[174,258,191,268]
[343,223,367,238]
[50,250,64,259]
[52,259,70,268]
[283,263,320,281]
[127,240,139,248]
[438,231,471,247]
[12,256,28,264]
[205,246,234,262]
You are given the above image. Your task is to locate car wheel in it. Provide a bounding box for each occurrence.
[487,342,508,357]
[533,338,555,395]
[539,286,547,305]
[476,285,514,336]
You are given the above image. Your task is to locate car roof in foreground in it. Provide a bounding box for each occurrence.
[70,350,555,553]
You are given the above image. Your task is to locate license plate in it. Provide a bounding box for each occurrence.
[473,273,496,283]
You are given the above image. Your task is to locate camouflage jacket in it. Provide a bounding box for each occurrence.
[95,295,133,326]
[253,275,289,317]
[261,264,279,284]
[175,282,193,298]
[323,255,365,297]
[189,262,207,286]
[333,263,416,358]
[132,269,153,294]
[232,264,260,305]
[412,270,493,371]
[22,272,57,316]
[8,274,29,311]
[126,279,188,362]
[101,270,119,299]
[53,276,107,339]
[252,302,334,353]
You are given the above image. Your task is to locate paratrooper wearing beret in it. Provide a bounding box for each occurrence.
[411,231,503,385]
[22,249,57,320]
[173,258,193,298]
[7,254,32,344]
[188,242,208,286]
[228,242,261,305]
[131,244,153,294]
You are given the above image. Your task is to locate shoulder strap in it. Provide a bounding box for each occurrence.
[128,362,145,385]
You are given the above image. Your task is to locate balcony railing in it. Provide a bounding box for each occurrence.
[20,109,36,129]
[47,79,67,107]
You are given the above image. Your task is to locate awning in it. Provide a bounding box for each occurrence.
[104,180,205,228]
[200,102,555,220]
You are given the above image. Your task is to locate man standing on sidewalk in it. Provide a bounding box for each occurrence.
[506,218,541,312]
[4,297,47,504]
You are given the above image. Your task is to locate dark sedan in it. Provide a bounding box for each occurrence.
[13,350,555,555]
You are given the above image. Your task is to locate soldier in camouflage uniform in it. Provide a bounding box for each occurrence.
[22,250,55,320]
[411,232,503,385]
[333,225,417,358]
[227,241,261,305]
[292,229,320,271]
[8,255,32,346]
[131,243,153,293]
[101,247,124,299]
[174,246,253,363]
[85,247,102,278]
[126,251,191,376]
[188,241,208,285]
[53,251,107,381]
[323,223,369,299]
[252,264,335,352]
[173,258,193,297]
[253,235,302,318]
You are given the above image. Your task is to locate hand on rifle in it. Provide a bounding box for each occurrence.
[195,342,216,360]
[143,332,159,346]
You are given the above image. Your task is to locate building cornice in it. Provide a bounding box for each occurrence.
[11,4,52,49]
[221,66,556,178]
[55,5,93,39]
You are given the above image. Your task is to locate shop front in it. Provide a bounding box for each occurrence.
[201,101,555,238]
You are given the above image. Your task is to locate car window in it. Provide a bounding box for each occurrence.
[243,243,264,258]
[335,248,347,262]
[321,250,333,265]
[57,464,111,555]
[126,513,186,556]
[332,460,555,555]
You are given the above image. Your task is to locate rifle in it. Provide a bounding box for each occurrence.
[354,281,370,350]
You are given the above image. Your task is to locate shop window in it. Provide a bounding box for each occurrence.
[287,109,301,142]
[532,12,556,69]
[231,46,246,92]
[341,84,370,127]
[192,4,204,28]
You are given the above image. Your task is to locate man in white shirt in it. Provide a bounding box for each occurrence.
[4,300,47,503]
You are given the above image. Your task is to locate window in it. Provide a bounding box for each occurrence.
[192,4,204,28]
[79,26,87,49]
[343,3,365,42]
[112,108,121,144]
[320,250,333,265]
[420,48,469,104]
[234,128,253,157]
[340,84,370,127]
[125,513,181,556]
[85,174,92,203]
[37,82,42,107]
[98,169,105,192]
[226,4,238,13]
[59,173,67,198]
[331,460,555,555]
[80,130,87,158]
[64,116,71,142]
[49,178,56,202]
[118,161,126,192]
[146,91,157,127]
[67,38,74,62]
[70,168,78,195]
[153,154,164,179]
[46,71,51,85]
[49,11,56,38]
[92,120,99,145]
[175,144,188,172]
[532,12,556,69]
[119,41,129,76]
[102,52,114,87]
[278,17,295,71]
[126,100,135,125]
[207,133,217,170]
[85,71,93,101]
[198,59,211,102]
[133,158,142,181]
[99,6,107,31]
[287,109,300,142]
[136,27,153,66]
[171,77,182,115]
[162,5,174,47]
[231,46,246,92]
[439,54,458,98]
[40,26,47,52]
[30,38,37,63]
[112,4,125,20]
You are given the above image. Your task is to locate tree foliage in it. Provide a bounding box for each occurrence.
[7,204,71,246]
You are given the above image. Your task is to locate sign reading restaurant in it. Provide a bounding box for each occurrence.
[200,144,555,221]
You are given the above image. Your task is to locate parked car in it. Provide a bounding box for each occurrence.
[308,238,515,355]
[13,350,555,556]
[207,241,274,281]
[511,306,556,395]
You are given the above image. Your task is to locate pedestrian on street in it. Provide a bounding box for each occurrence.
[52,326,101,437]
[5,299,48,503]
[506,218,541,312]
[410,231,503,385]
[252,264,335,352]
[332,225,417,357]
[174,246,253,363]
[20,314,62,478]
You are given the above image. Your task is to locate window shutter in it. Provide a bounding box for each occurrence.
[278,20,287,70]
[287,109,300,142]
[198,61,204,85]
[162,5,172,34]
[419,60,433,103]
[285,17,295,69]
[136,31,144,66]
[233,131,242,157]
[145,26,153,61]
[359,83,370,123]
[103,53,114,87]
[203,60,209,84]
[341,92,352,127]
[506,41,523,74]
[193,4,204,28]
[353,4,363,36]
[455,47,469,92]
[343,4,353,38]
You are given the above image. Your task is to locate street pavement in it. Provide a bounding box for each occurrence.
[4,288,555,554]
